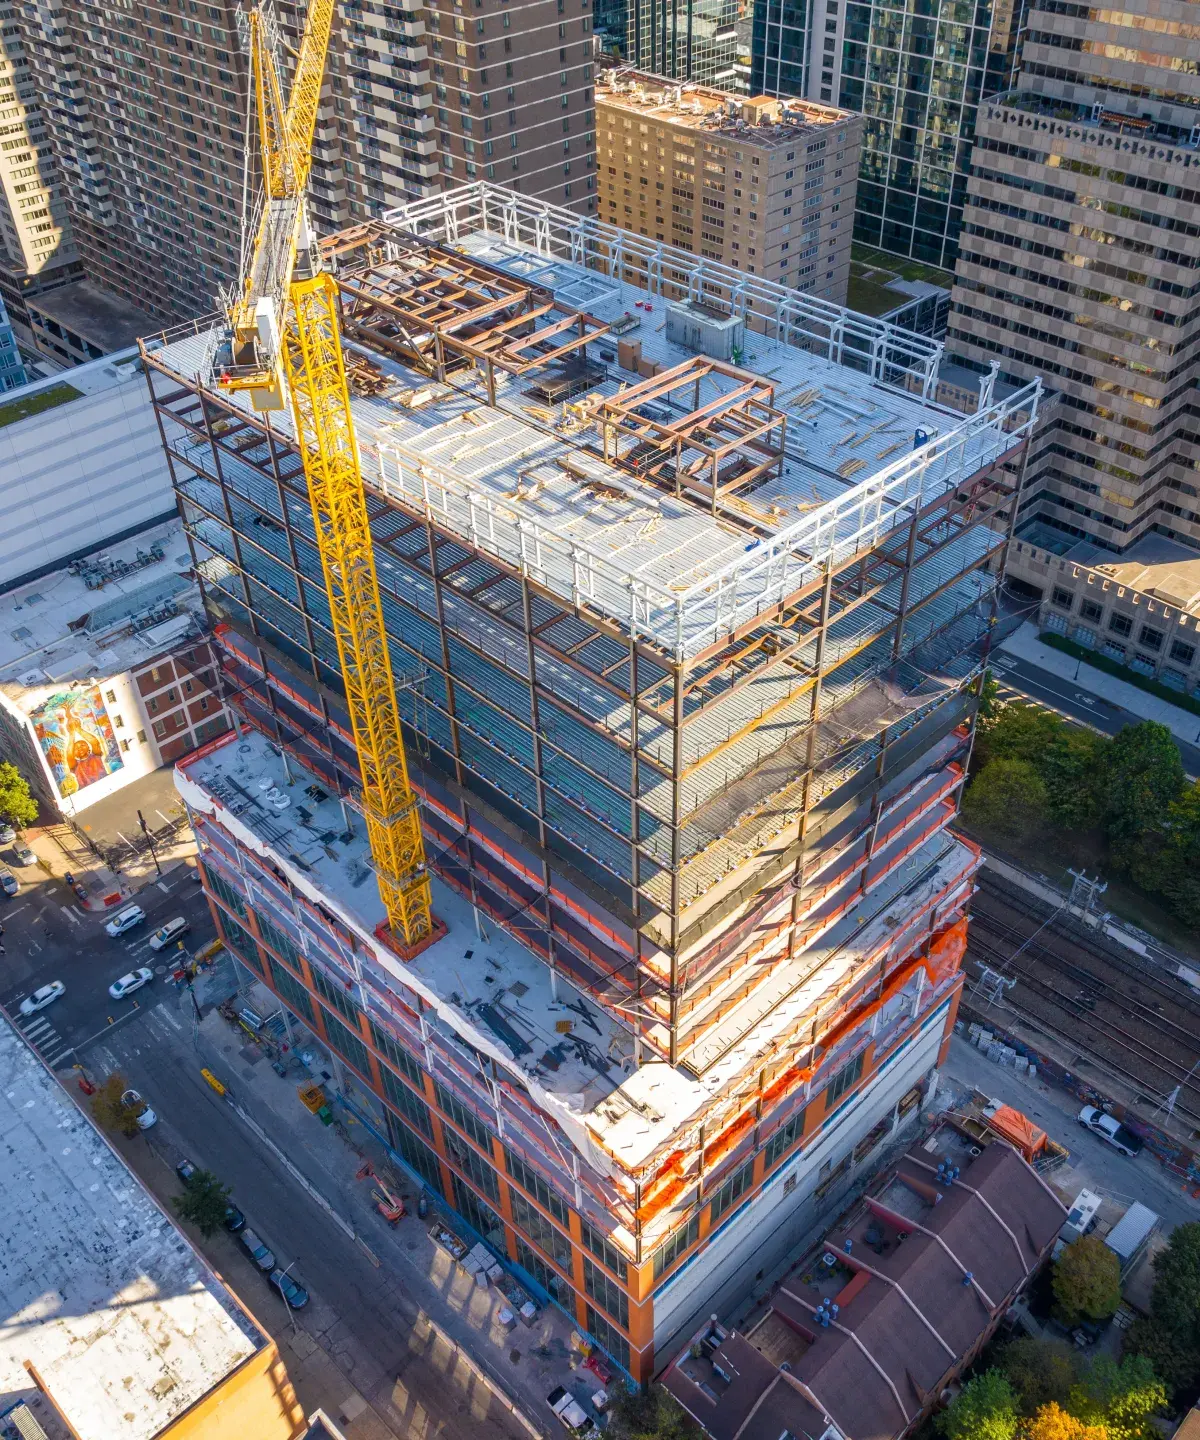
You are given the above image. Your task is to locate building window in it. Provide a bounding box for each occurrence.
[105,689,116,703]
[505,1146,571,1227]
[323,1011,373,1081]
[583,1256,629,1327]
[1138,625,1164,652]
[1171,639,1196,667]
[652,1213,699,1279]
[137,730,147,744]
[202,861,246,917]
[580,1218,627,1280]
[763,1105,807,1171]
[268,956,314,1023]
[586,1306,630,1371]
[388,1113,442,1188]
[311,963,359,1024]
[825,1052,864,1109]
[515,1238,572,1305]
[1051,587,1072,610]
[1108,612,1132,637]
[509,1190,573,1271]
[435,1081,494,1153]
[369,1019,424,1089]
[380,1066,433,1138]
[707,1155,754,1226]
[1080,599,1103,623]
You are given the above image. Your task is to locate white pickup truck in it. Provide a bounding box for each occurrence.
[547,1387,595,1435]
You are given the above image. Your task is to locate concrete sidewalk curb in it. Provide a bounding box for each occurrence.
[224,1091,547,1439]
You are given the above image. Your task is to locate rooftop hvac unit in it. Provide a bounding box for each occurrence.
[665,301,745,362]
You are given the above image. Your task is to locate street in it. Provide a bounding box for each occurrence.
[0,855,214,1070]
[989,650,1200,777]
[0,855,533,1439]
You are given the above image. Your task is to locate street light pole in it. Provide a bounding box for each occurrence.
[137,810,162,877]
[276,1259,298,1333]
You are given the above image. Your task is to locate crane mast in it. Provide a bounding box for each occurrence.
[217,1,436,955]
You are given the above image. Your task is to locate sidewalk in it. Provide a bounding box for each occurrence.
[999,621,1200,748]
[188,979,609,1436]
[31,817,198,912]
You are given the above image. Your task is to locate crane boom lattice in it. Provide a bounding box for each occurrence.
[282,274,434,950]
[217,0,438,955]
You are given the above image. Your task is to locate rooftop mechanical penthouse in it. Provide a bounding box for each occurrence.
[143,182,1041,1382]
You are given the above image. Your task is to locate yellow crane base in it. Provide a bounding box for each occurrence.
[374,913,448,963]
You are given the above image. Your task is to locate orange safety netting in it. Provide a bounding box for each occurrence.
[927,916,969,982]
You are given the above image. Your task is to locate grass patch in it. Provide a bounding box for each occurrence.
[1039,630,1200,719]
[848,273,905,317]
[849,242,953,289]
[0,380,84,429]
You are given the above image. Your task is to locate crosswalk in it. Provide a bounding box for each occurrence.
[13,1009,75,1069]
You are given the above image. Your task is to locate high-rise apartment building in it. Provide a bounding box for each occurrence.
[144,183,1039,1382]
[596,70,861,303]
[752,0,1028,269]
[18,0,247,321]
[0,0,80,348]
[627,0,741,89]
[430,0,598,207]
[0,293,25,388]
[945,0,1200,566]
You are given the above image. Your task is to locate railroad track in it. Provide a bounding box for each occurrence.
[965,876,1200,1127]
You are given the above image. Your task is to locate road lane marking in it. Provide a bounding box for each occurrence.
[59,906,80,926]
[5,904,29,918]
[46,1048,75,1067]
[156,881,172,893]
[27,941,41,954]
[21,1019,51,1039]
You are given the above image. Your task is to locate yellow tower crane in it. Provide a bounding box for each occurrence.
[217,0,437,956]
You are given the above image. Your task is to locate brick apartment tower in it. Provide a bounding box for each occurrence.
[596,69,861,306]
[144,186,1039,1382]
[0,0,81,345]
[430,0,598,208]
[946,0,1200,560]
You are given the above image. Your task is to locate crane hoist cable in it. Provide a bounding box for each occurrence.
[216,0,438,956]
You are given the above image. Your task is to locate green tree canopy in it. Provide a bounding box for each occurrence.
[937,1370,1019,1440]
[173,1169,232,1238]
[0,761,37,829]
[998,1336,1080,1417]
[977,702,1064,767]
[1052,1236,1121,1325]
[608,1385,699,1440]
[1068,1355,1165,1440]
[90,1073,141,1138]
[1103,722,1185,851]
[1041,728,1110,832]
[962,758,1048,844]
[1126,1222,1200,1393]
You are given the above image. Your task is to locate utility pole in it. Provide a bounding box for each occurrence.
[137,810,162,877]
[1067,868,1107,918]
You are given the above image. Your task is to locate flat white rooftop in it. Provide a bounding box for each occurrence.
[0,1016,263,1440]
[179,728,976,1180]
[148,184,1039,661]
[0,520,203,711]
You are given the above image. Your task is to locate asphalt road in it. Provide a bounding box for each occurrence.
[88,1003,530,1440]
[990,650,1200,776]
[0,856,215,1070]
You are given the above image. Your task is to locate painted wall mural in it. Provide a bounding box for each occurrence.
[30,686,123,798]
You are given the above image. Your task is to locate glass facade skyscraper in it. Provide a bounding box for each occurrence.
[628,0,742,87]
[752,0,1027,269]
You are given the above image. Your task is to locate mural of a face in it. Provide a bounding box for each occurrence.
[31,686,123,799]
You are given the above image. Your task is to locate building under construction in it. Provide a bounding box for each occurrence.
[143,182,1041,1381]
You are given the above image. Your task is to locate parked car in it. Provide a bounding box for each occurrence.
[149,916,190,951]
[121,1089,157,1130]
[11,842,35,867]
[0,867,18,898]
[109,966,154,1000]
[105,904,146,937]
[19,981,65,1016]
[270,1268,310,1309]
[239,1227,277,1272]
[0,824,15,846]
[1078,1105,1143,1156]
[176,1158,246,1231]
[548,1388,594,1436]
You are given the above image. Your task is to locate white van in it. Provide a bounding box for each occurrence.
[149,916,190,951]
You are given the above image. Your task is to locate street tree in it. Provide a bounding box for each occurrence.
[962,758,1048,844]
[90,1074,141,1138]
[607,1385,699,1440]
[1041,728,1109,832]
[1022,1402,1107,1440]
[1069,1355,1165,1440]
[1103,722,1185,851]
[998,1336,1080,1416]
[173,1170,232,1238]
[936,1370,1018,1440]
[1127,1222,1200,1393]
[0,761,37,829]
[976,701,1063,768]
[1052,1236,1121,1325]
